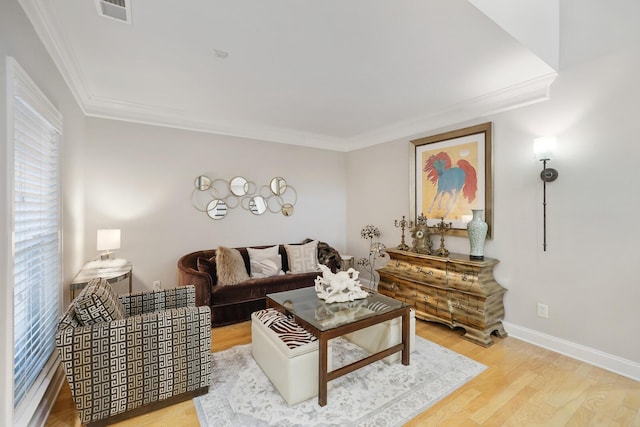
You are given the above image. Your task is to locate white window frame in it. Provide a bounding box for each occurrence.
[6,56,63,427]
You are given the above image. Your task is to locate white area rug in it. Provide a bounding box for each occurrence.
[194,336,485,427]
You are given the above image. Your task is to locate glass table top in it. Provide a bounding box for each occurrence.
[267,286,408,332]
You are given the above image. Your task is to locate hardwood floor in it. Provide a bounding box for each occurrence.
[45,320,640,426]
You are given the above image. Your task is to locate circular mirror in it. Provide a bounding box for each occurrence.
[191,189,212,212]
[281,203,294,216]
[249,196,267,215]
[230,176,249,196]
[194,175,211,190]
[270,177,287,195]
[206,199,228,220]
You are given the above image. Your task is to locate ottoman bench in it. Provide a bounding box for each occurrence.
[251,308,333,406]
[343,307,416,364]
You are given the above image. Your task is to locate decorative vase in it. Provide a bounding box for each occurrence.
[467,209,488,260]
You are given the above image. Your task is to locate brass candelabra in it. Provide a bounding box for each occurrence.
[394,215,413,251]
[434,217,452,257]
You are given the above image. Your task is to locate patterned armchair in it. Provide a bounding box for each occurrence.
[56,279,211,426]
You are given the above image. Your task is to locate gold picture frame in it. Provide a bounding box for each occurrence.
[410,122,493,238]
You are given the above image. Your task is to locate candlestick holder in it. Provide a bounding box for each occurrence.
[394,215,413,251]
[434,217,452,257]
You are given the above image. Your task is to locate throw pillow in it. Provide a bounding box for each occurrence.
[196,256,217,281]
[247,245,284,278]
[250,256,284,278]
[247,245,279,260]
[216,246,250,286]
[74,278,126,325]
[285,240,319,273]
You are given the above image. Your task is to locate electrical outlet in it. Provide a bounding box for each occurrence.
[537,303,549,318]
[153,280,162,291]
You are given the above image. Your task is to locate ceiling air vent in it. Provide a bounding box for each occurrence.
[95,0,131,24]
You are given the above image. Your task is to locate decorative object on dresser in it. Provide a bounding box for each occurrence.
[433,217,452,257]
[410,122,493,238]
[356,224,387,289]
[466,209,488,260]
[393,215,413,251]
[410,213,433,254]
[377,248,507,347]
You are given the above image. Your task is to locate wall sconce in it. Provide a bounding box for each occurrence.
[97,228,121,260]
[533,137,558,251]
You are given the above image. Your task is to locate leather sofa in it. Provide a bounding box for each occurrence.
[177,243,341,326]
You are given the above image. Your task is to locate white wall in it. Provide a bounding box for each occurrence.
[346,1,640,367]
[0,0,86,423]
[83,117,347,292]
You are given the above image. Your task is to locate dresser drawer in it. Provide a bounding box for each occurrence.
[379,258,446,288]
[447,263,481,294]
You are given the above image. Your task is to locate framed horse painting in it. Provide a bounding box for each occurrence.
[410,122,493,238]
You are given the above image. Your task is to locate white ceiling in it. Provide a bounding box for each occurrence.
[20,0,557,151]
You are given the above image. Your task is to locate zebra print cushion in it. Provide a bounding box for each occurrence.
[367,301,391,312]
[253,308,317,349]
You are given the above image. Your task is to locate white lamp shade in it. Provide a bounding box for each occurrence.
[97,229,121,251]
[533,136,557,160]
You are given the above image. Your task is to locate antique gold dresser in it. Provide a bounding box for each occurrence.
[377,248,507,346]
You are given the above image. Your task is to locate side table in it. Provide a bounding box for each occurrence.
[71,261,133,299]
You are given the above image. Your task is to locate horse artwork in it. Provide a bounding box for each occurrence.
[423,151,478,217]
[412,122,492,237]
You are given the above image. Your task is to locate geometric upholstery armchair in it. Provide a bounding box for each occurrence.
[56,279,211,427]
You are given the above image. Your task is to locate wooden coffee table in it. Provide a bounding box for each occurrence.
[266,286,410,406]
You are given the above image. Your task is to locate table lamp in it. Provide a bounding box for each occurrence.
[97,229,120,260]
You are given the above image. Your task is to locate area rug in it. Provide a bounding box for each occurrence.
[194,336,485,427]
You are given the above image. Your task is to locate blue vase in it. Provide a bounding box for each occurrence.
[467,209,488,260]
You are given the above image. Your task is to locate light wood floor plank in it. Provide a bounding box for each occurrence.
[45,319,640,426]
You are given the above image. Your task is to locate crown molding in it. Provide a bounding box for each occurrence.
[20,0,557,153]
[19,0,91,114]
[76,72,557,153]
[83,94,347,151]
[345,72,557,151]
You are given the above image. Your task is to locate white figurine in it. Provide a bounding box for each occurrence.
[314,264,368,303]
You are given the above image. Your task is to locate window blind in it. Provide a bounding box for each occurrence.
[8,57,63,419]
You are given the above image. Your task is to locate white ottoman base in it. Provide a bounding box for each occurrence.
[343,308,416,364]
[251,310,332,406]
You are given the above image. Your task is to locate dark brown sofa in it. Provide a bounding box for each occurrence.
[177,243,341,326]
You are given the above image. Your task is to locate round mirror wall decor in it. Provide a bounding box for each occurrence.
[191,174,297,220]
[229,176,249,196]
[281,203,294,216]
[194,175,211,191]
[249,196,267,215]
[206,199,228,220]
[270,177,287,195]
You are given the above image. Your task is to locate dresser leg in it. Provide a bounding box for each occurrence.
[461,322,507,347]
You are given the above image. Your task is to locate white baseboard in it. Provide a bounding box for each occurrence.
[503,321,640,382]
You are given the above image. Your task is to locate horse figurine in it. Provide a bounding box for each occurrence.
[314,265,368,303]
[423,151,477,216]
